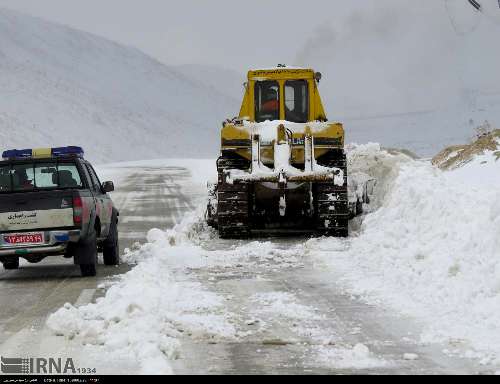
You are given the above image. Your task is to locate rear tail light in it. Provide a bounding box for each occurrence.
[73,196,83,225]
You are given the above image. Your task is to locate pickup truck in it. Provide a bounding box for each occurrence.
[0,146,119,277]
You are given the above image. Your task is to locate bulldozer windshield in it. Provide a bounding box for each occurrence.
[255,81,280,123]
[285,80,309,123]
[254,80,309,123]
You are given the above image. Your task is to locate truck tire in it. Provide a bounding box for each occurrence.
[3,258,19,270]
[77,227,98,277]
[103,215,120,266]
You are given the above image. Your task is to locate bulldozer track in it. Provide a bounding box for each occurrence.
[217,157,251,239]
[314,152,349,237]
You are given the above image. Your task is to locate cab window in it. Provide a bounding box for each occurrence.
[0,165,11,192]
[0,163,83,192]
[255,81,280,123]
[34,163,83,189]
[12,164,35,191]
[285,80,309,123]
[85,164,102,193]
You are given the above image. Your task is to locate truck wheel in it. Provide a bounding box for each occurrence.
[80,263,96,277]
[103,215,120,266]
[77,227,98,277]
[3,258,19,270]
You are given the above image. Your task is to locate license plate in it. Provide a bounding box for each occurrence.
[4,233,44,245]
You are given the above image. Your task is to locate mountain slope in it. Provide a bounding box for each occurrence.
[0,8,240,163]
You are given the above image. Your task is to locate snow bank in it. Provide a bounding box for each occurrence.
[47,222,237,374]
[312,144,500,366]
[346,143,413,211]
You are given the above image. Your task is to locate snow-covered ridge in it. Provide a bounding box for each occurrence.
[0,8,239,163]
[432,129,500,170]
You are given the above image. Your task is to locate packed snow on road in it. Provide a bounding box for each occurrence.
[45,137,500,374]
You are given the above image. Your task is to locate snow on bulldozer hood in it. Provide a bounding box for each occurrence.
[242,120,334,142]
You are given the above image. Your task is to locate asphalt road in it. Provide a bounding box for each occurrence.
[0,163,490,375]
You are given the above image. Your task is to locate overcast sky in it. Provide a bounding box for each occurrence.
[1,0,498,116]
[0,1,493,72]
[0,0,357,72]
[1,0,480,73]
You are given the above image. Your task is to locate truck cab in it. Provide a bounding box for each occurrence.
[0,146,119,277]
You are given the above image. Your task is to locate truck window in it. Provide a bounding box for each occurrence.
[34,163,83,189]
[85,164,102,193]
[58,165,83,188]
[0,162,83,192]
[255,81,280,123]
[0,165,11,192]
[12,164,35,191]
[285,80,309,123]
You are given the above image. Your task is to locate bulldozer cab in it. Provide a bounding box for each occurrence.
[239,68,328,123]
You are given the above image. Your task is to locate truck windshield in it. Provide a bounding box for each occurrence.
[0,162,83,192]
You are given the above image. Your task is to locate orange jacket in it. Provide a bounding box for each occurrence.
[262,100,279,113]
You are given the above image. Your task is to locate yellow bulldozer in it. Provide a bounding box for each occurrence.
[207,66,361,239]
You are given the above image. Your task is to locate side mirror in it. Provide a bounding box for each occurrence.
[102,181,114,193]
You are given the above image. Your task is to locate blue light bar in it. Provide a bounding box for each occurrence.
[2,146,85,160]
[51,146,85,158]
[2,149,33,160]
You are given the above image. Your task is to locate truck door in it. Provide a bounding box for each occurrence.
[85,164,111,238]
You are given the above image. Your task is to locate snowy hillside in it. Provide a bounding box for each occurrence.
[0,8,239,163]
[173,64,245,105]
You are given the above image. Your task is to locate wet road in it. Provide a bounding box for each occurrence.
[171,243,481,375]
[0,162,489,375]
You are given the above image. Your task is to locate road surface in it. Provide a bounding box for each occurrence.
[0,162,488,375]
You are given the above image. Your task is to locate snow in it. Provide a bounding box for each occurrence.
[403,353,420,361]
[249,292,322,322]
[47,225,237,375]
[250,66,308,71]
[311,144,500,367]
[0,8,239,163]
[227,135,345,186]
[46,214,320,372]
[313,343,388,370]
[243,120,333,143]
[445,148,500,188]
[49,142,500,372]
